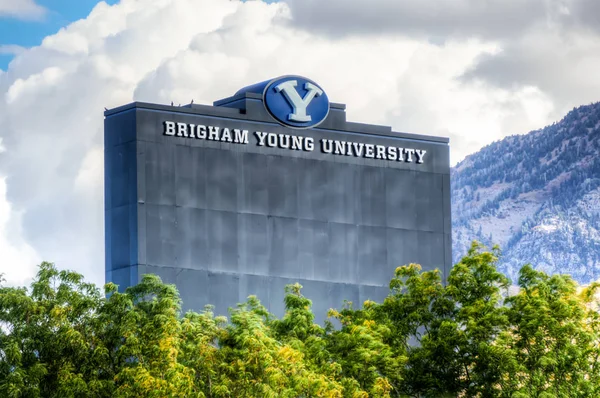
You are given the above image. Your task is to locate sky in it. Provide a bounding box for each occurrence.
[0,0,118,69]
[1,0,600,288]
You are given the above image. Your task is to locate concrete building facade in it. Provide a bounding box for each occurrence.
[104,76,451,322]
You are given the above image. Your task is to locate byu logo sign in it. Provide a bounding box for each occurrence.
[263,76,329,128]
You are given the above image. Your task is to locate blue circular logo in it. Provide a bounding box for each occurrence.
[263,76,329,129]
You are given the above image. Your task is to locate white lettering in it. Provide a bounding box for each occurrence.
[221,128,232,142]
[208,126,220,140]
[161,121,426,164]
[321,139,333,153]
[291,135,303,150]
[197,125,207,139]
[397,148,404,162]
[164,121,175,136]
[387,146,398,161]
[346,142,352,156]
[177,122,188,137]
[255,131,268,146]
[234,129,248,144]
[334,140,346,155]
[352,142,364,157]
[305,137,314,151]
[279,134,290,149]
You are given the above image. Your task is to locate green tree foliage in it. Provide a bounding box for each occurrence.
[502,265,600,397]
[3,242,600,397]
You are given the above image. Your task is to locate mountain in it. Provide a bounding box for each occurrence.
[451,102,600,285]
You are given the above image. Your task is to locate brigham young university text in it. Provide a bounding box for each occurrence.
[163,120,427,163]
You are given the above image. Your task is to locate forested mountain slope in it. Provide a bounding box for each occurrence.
[452,102,600,284]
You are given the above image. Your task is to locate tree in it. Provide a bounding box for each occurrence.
[0,262,111,397]
[0,263,195,398]
[502,266,600,397]
[0,264,348,397]
[3,243,600,397]
[373,243,514,397]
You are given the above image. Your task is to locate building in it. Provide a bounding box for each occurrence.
[104,75,451,322]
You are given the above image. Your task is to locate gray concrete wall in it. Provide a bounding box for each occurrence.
[105,95,451,324]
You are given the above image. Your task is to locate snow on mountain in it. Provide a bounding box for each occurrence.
[452,102,600,284]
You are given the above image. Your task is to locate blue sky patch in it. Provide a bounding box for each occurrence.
[0,0,119,70]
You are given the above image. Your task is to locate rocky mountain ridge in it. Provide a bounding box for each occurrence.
[452,102,600,284]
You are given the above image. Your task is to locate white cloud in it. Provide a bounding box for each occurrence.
[0,0,46,20]
[0,178,40,287]
[0,0,598,286]
[285,0,599,41]
[0,45,27,56]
